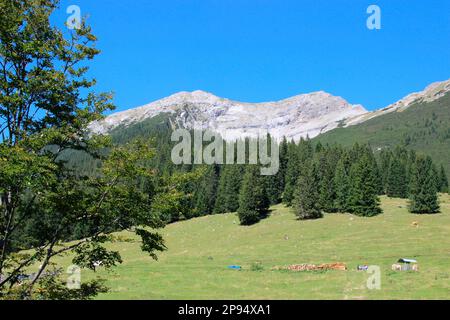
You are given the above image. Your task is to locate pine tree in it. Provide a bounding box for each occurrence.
[334,155,350,213]
[348,153,382,217]
[386,157,408,198]
[292,162,323,220]
[237,166,270,225]
[409,156,440,214]
[438,165,449,193]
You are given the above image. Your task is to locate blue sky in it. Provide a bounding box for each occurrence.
[55,0,450,112]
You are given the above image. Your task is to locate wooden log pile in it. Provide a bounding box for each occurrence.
[273,263,347,271]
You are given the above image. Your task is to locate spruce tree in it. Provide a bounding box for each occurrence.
[272,137,289,203]
[264,174,281,205]
[214,165,244,213]
[431,164,440,194]
[409,156,440,214]
[237,165,270,225]
[315,141,324,153]
[283,138,314,206]
[262,134,284,205]
[438,165,449,193]
[317,150,338,213]
[386,157,408,198]
[194,165,220,216]
[405,149,417,186]
[334,155,350,213]
[379,150,392,194]
[292,162,323,220]
[213,166,229,213]
[348,153,382,217]
[282,142,300,206]
[367,147,384,195]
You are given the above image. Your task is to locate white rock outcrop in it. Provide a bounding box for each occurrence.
[90,90,367,141]
[89,79,450,141]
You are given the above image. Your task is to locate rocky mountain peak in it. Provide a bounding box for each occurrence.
[89,89,368,141]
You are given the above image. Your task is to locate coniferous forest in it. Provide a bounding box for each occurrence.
[67,116,448,226]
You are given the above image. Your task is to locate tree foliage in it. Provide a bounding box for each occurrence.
[334,155,350,213]
[348,151,382,217]
[0,0,193,299]
[437,165,449,194]
[237,165,270,225]
[386,157,408,198]
[292,161,322,220]
[408,156,440,214]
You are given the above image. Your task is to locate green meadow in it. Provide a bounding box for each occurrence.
[49,195,450,300]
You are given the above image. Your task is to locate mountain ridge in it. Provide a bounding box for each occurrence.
[90,79,450,141]
[90,89,367,141]
[315,89,450,175]
[344,79,450,127]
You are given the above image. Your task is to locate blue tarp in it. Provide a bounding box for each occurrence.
[227,265,242,270]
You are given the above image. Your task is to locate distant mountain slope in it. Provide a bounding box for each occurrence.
[344,79,450,126]
[90,90,367,141]
[91,80,449,143]
[315,92,450,174]
[90,79,450,174]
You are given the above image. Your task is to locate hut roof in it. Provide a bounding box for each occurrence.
[398,258,417,263]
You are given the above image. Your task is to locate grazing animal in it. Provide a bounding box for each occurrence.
[411,221,419,228]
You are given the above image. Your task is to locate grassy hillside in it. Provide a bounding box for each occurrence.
[47,195,450,300]
[315,93,450,175]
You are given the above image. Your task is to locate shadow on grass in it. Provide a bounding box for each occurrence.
[259,209,273,221]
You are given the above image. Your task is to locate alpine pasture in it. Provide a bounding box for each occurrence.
[45,195,450,300]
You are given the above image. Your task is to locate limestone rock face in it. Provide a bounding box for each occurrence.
[90,90,367,141]
[89,79,450,141]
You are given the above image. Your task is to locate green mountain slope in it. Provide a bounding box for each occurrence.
[315,92,450,175]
